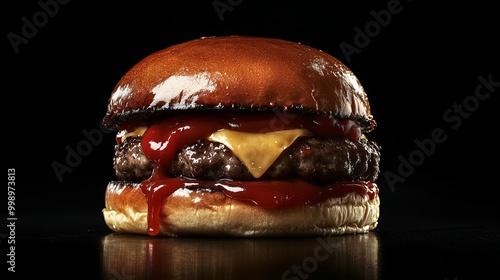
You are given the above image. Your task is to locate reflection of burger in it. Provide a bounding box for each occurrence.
[101,36,381,237]
[101,233,380,279]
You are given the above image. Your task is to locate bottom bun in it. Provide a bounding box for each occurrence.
[102,181,380,237]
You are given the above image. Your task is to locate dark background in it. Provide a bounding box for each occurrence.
[2,0,499,278]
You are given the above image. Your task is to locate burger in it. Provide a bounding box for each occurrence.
[101,35,381,237]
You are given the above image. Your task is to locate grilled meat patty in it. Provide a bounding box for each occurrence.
[114,136,381,185]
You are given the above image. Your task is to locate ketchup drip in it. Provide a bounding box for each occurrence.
[137,112,373,236]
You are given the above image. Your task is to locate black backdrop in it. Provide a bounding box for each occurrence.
[4,0,499,234]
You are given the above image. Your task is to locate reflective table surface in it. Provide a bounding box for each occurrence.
[4,222,499,280]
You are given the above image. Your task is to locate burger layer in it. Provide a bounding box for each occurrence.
[103,181,380,237]
[114,136,381,184]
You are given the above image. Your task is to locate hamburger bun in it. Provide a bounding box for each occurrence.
[103,181,380,236]
[103,36,375,131]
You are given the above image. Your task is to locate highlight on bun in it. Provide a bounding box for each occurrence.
[103,36,374,131]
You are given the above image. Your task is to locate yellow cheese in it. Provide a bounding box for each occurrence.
[120,126,147,142]
[208,128,311,178]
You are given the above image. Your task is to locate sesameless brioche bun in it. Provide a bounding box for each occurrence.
[102,35,380,237]
[103,182,380,236]
[103,35,375,131]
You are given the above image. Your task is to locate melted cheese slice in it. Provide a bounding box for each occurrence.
[120,126,147,142]
[208,128,311,178]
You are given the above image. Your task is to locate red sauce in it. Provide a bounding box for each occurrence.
[141,177,378,235]
[135,112,375,236]
[139,112,361,168]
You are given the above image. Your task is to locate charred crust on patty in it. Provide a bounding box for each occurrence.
[113,136,381,185]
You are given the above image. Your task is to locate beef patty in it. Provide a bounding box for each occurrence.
[114,136,381,185]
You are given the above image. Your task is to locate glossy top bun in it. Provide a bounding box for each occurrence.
[103,36,374,130]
